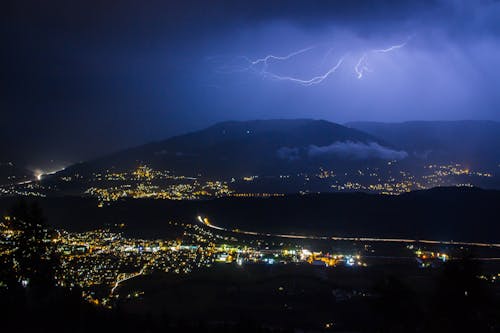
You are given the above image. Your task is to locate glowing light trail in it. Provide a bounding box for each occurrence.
[197,215,500,249]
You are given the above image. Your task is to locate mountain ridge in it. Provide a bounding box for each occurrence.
[60,119,394,177]
[346,120,500,167]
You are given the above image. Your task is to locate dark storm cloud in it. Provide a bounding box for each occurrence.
[2,0,500,169]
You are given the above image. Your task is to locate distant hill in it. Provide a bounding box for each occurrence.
[0,162,32,185]
[346,120,500,167]
[60,119,398,177]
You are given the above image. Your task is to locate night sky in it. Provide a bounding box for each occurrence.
[2,0,500,169]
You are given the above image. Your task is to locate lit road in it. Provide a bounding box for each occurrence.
[110,265,146,295]
[197,215,500,249]
[110,255,157,295]
[13,167,67,185]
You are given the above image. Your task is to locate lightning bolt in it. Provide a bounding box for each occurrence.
[211,36,412,85]
[239,46,347,86]
[247,46,315,68]
[261,55,346,86]
[354,37,412,79]
[208,47,315,75]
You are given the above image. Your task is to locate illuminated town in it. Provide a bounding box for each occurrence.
[4,210,500,311]
[0,163,496,203]
[0,215,368,307]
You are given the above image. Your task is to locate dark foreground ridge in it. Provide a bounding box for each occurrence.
[1,187,498,243]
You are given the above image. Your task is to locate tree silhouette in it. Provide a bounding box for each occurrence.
[369,275,423,332]
[426,251,499,333]
[4,200,58,295]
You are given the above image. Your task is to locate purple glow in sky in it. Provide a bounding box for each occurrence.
[2,0,500,167]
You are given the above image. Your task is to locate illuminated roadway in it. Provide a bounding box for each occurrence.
[197,216,500,249]
[110,265,146,295]
[110,255,157,295]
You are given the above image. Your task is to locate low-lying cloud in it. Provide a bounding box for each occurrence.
[308,141,408,160]
[276,146,300,161]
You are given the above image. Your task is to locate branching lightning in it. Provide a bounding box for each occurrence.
[246,46,315,68]
[262,56,346,86]
[209,46,315,75]
[237,46,347,86]
[354,40,409,79]
[211,36,412,85]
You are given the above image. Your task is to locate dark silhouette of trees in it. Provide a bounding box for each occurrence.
[426,252,500,333]
[2,200,58,295]
[368,275,423,332]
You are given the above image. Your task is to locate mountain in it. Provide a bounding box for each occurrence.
[346,120,500,168]
[61,119,397,177]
